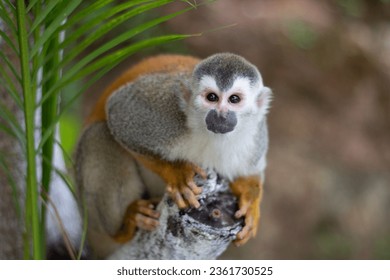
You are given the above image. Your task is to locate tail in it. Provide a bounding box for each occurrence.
[45,128,83,259]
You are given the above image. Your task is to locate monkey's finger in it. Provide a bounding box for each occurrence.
[235,203,249,218]
[171,189,188,209]
[139,221,159,231]
[134,213,159,228]
[252,222,258,237]
[234,217,254,246]
[237,223,252,241]
[193,165,207,179]
[234,228,252,247]
[182,187,200,208]
[138,206,160,219]
[186,180,202,195]
[235,195,254,218]
[167,184,187,208]
[135,213,159,231]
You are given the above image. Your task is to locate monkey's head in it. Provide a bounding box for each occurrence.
[187,53,271,134]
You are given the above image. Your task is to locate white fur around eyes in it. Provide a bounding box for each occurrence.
[226,77,253,94]
[199,75,260,94]
[199,75,219,92]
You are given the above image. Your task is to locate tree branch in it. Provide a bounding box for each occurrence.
[108,171,243,260]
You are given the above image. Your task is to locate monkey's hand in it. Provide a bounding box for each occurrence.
[164,161,207,209]
[230,175,263,246]
[133,153,207,209]
[113,199,160,243]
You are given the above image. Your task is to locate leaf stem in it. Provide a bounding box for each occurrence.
[16,0,43,260]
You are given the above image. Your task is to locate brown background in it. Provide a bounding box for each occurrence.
[83,0,390,259]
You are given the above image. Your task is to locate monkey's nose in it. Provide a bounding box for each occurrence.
[205,109,237,134]
[216,109,229,119]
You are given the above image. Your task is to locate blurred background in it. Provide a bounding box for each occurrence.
[63,0,390,259]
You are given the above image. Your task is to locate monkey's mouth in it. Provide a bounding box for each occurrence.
[205,110,237,134]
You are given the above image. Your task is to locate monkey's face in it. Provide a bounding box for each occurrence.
[188,53,271,135]
[190,75,270,135]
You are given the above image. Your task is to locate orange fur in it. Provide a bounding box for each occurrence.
[113,199,160,244]
[229,175,263,246]
[133,152,206,209]
[86,54,200,125]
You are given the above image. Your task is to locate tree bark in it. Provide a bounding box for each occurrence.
[108,171,243,260]
[0,19,24,260]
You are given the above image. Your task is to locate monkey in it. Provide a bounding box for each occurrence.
[76,53,271,258]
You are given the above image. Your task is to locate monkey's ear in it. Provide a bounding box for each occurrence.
[257,86,272,110]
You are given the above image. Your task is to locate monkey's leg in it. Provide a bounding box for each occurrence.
[76,122,158,258]
[112,198,160,243]
[133,154,207,209]
[229,175,263,246]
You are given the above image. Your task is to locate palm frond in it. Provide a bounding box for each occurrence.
[29,0,82,58]
[0,28,18,55]
[0,2,17,37]
[15,0,43,260]
[0,154,22,221]
[0,51,21,83]
[0,67,23,109]
[29,1,59,34]
[0,100,25,147]
[0,0,203,259]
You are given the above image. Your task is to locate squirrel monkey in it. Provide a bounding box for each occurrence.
[76,53,271,258]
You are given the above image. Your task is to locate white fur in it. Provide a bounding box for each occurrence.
[229,76,261,95]
[198,75,219,93]
[169,109,266,181]
[171,75,270,181]
[227,77,260,112]
[195,75,265,114]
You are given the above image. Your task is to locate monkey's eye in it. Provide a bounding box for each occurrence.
[229,94,241,104]
[206,93,219,102]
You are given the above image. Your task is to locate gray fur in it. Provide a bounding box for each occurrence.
[106,73,190,158]
[251,118,269,167]
[193,53,261,91]
[205,109,237,134]
[76,122,147,258]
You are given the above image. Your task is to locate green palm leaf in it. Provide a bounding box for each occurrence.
[0,0,205,259]
[0,28,18,55]
[0,2,17,37]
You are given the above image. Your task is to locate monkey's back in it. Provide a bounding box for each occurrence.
[87,54,200,125]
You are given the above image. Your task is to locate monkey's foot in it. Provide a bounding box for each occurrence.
[165,161,207,209]
[229,176,262,246]
[112,199,160,244]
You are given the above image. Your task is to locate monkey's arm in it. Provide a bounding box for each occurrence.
[106,74,206,208]
[229,175,263,246]
[230,120,268,246]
